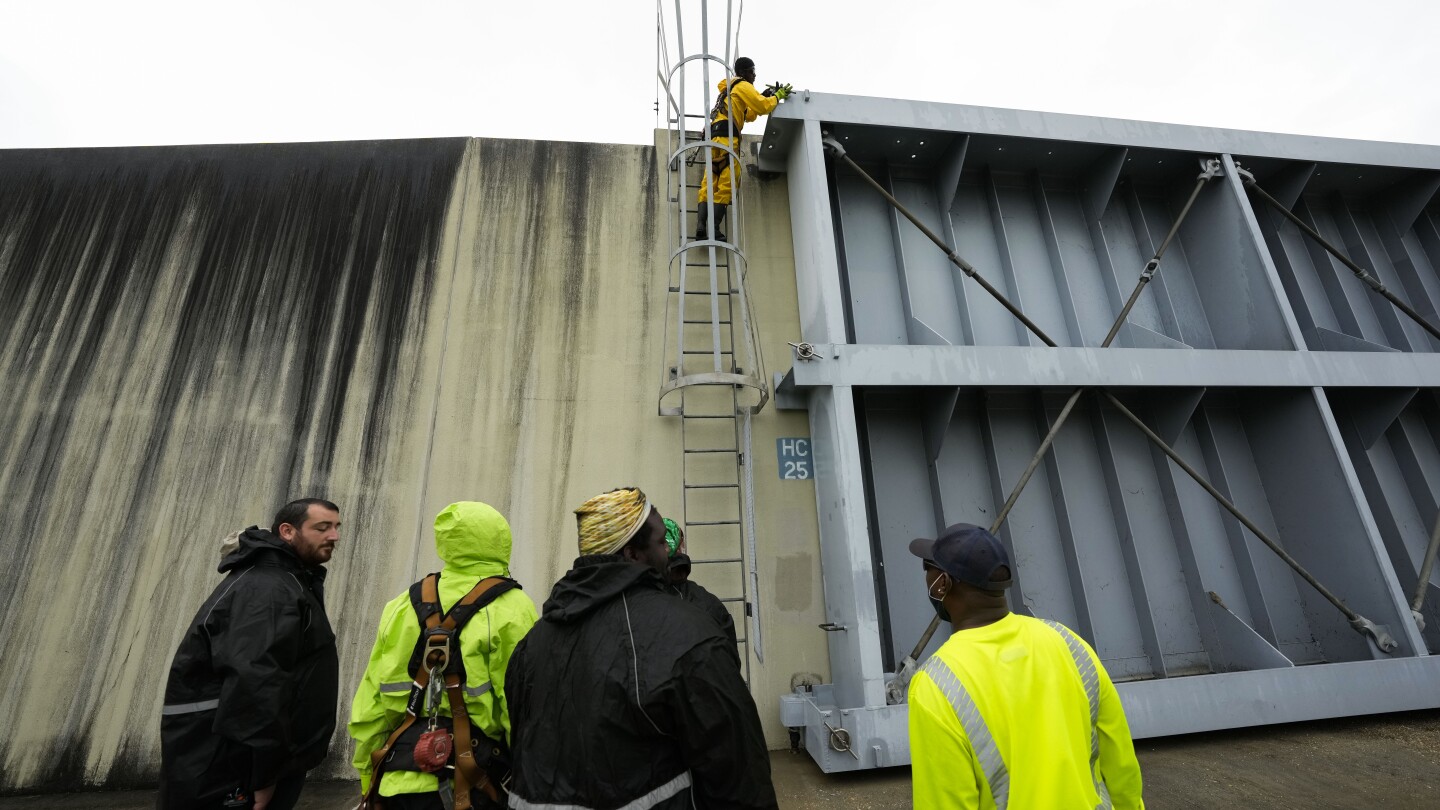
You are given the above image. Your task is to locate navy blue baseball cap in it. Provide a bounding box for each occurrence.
[908,523,1013,590]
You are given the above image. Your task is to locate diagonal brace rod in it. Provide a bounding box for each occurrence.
[895,160,1223,668]
[1410,509,1440,631]
[1239,168,1440,343]
[822,135,1060,348]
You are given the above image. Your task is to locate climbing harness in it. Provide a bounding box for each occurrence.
[362,574,519,810]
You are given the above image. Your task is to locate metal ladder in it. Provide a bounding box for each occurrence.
[676,303,753,684]
[657,0,769,683]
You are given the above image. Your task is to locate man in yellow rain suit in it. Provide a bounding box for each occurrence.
[349,502,538,809]
[908,524,1144,809]
[695,56,779,242]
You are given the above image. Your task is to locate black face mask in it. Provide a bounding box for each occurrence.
[928,576,952,623]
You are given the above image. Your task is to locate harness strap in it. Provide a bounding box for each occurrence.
[447,671,500,809]
[363,574,510,809]
[708,78,750,137]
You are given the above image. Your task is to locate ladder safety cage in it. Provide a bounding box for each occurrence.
[657,0,770,684]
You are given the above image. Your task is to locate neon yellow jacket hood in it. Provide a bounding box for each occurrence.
[434,500,511,578]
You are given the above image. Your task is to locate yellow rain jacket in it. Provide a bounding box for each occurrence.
[909,613,1144,809]
[710,77,778,136]
[349,502,539,797]
[698,77,779,205]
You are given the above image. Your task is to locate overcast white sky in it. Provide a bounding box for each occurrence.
[2,0,1438,149]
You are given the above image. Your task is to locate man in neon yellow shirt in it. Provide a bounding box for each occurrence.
[907,524,1144,809]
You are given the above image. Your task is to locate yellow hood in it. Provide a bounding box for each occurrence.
[434,501,511,577]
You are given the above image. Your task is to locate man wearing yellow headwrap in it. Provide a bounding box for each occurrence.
[505,487,778,810]
[575,486,659,558]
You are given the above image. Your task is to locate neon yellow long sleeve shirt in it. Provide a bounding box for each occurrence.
[909,613,1144,809]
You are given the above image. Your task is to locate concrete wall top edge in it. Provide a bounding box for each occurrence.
[766,93,1440,171]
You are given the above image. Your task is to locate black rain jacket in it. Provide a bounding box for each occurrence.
[505,554,777,810]
[158,527,339,807]
[668,554,741,669]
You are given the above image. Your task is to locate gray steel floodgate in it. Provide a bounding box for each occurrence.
[765,95,1440,767]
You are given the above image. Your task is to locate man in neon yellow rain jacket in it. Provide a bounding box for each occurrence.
[349,502,538,808]
[695,56,779,242]
[908,524,1144,809]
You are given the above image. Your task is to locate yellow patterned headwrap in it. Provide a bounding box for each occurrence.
[576,487,652,556]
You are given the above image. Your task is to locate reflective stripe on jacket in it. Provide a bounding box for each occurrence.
[908,613,1145,809]
[348,502,539,796]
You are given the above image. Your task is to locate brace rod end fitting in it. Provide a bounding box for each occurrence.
[1349,615,1398,653]
[1198,157,1223,181]
[821,133,847,159]
[788,341,820,361]
[1232,162,1257,185]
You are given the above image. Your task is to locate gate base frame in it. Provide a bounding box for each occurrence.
[783,655,1440,774]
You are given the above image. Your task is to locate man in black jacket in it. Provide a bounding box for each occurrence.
[505,487,777,809]
[158,498,342,810]
[668,552,741,668]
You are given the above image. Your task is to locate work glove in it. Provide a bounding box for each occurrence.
[766,82,794,102]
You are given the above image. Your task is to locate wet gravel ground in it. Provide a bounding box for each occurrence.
[6,710,1439,809]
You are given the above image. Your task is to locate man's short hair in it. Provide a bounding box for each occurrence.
[734,56,755,73]
[272,498,340,536]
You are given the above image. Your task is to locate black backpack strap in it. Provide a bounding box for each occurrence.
[408,573,444,623]
[406,573,444,678]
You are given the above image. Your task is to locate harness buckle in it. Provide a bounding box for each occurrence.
[423,627,453,671]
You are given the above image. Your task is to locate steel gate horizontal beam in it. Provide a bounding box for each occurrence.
[781,344,1440,389]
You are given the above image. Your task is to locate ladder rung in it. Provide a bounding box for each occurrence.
[684,448,737,454]
[681,414,734,420]
[683,319,732,324]
[689,557,742,564]
[671,288,736,294]
[686,519,740,526]
[684,483,740,489]
[718,597,746,603]
[682,350,734,355]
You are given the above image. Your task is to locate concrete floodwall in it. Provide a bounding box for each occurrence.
[0,134,826,791]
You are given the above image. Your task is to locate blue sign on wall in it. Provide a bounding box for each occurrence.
[777,437,812,480]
